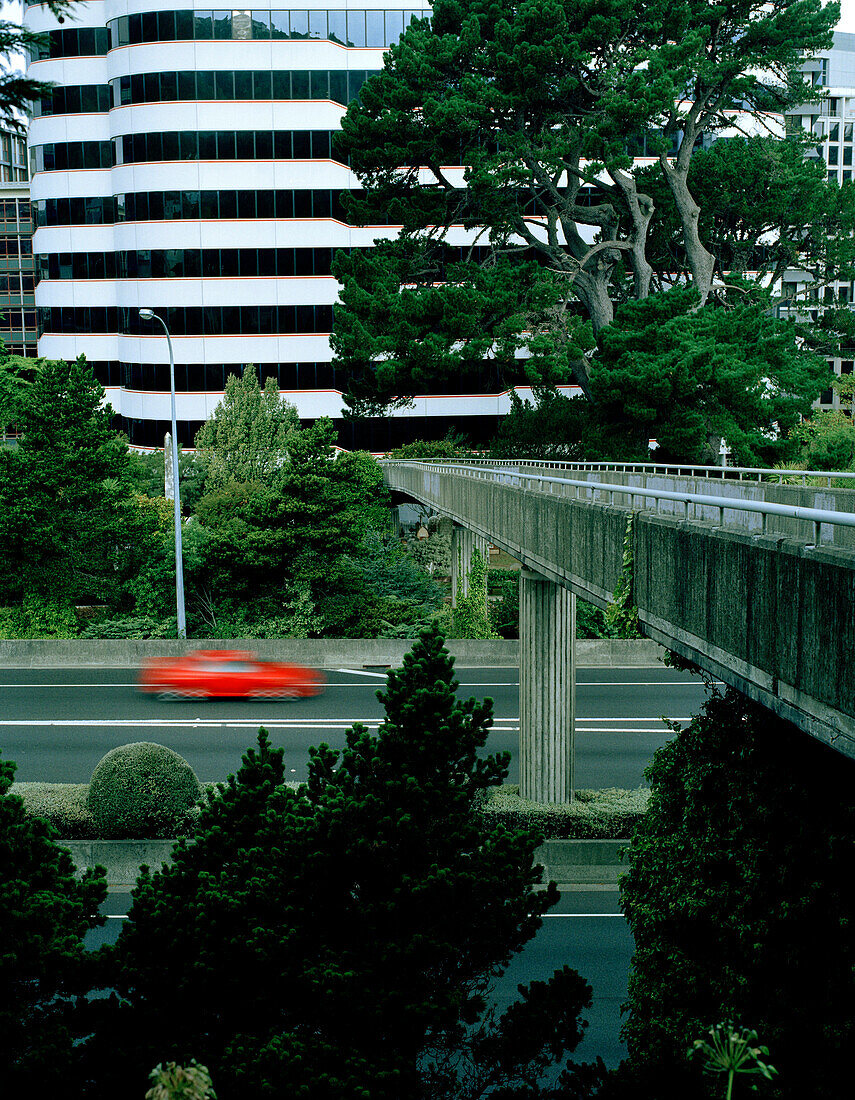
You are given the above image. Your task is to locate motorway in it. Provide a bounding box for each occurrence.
[0,664,710,787]
[7,661,710,1069]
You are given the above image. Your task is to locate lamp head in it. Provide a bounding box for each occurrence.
[139,308,155,320]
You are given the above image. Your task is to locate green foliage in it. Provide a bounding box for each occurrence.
[79,615,176,640]
[690,1022,777,1100]
[406,530,452,576]
[490,389,588,460]
[14,783,98,839]
[145,1060,217,1100]
[332,0,837,418]
[193,367,299,491]
[0,750,107,1095]
[488,567,520,638]
[388,432,473,459]
[87,743,202,840]
[0,355,164,613]
[789,410,855,471]
[85,628,592,1098]
[0,595,80,638]
[0,353,35,434]
[479,785,650,840]
[450,547,498,639]
[587,288,830,465]
[605,515,641,638]
[618,688,855,1100]
[126,449,209,510]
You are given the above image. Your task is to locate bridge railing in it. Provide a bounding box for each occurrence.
[382,460,855,548]
[385,457,855,487]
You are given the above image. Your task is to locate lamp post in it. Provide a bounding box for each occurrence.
[139,309,186,639]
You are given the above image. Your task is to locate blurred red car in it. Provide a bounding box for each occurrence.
[138,650,325,701]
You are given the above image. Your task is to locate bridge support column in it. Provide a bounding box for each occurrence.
[519,569,576,803]
[451,525,488,608]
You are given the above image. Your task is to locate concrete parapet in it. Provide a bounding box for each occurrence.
[61,837,626,887]
[0,637,666,668]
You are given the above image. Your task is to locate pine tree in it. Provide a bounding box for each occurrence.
[87,627,591,1098]
[0,752,107,1095]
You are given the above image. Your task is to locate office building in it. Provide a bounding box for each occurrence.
[25,2,542,450]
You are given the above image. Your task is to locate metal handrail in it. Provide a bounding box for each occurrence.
[383,461,855,539]
[383,457,855,486]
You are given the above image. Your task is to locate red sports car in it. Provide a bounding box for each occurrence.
[138,650,326,701]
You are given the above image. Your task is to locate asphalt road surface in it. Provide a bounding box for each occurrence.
[1,664,711,786]
[88,885,632,1070]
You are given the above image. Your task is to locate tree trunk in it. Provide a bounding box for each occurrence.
[660,151,716,305]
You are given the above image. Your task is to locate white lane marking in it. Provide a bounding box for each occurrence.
[334,668,389,678]
[543,913,625,918]
[0,717,687,730]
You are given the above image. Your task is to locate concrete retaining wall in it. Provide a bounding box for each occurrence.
[61,838,626,888]
[0,637,665,668]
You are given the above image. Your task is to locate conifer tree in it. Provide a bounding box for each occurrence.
[87,627,591,1098]
[0,752,107,1095]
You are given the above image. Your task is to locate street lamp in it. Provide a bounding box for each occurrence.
[139,309,186,639]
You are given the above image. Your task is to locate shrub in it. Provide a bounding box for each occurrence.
[478,784,649,839]
[87,743,202,839]
[14,783,97,838]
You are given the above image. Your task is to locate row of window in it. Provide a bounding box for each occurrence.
[35,69,373,117]
[117,412,498,452]
[0,199,32,226]
[108,9,424,49]
[33,188,369,226]
[29,9,424,59]
[0,273,35,294]
[39,304,335,336]
[0,236,32,258]
[32,130,343,173]
[34,85,112,117]
[110,67,371,107]
[38,246,346,281]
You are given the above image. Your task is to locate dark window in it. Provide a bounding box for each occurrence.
[176,10,194,39]
[217,131,236,158]
[178,71,196,100]
[219,190,237,217]
[157,11,176,40]
[201,190,219,217]
[272,70,291,99]
[215,71,235,99]
[237,190,255,218]
[197,71,215,99]
[256,190,274,217]
[198,131,217,159]
[161,131,180,160]
[141,12,158,42]
[294,190,312,218]
[310,70,328,99]
[195,11,214,39]
[160,71,178,101]
[275,190,293,217]
[213,11,232,39]
[253,70,272,98]
[234,70,253,99]
[183,190,200,218]
[179,131,198,159]
[292,130,310,158]
[291,70,309,98]
[255,130,273,158]
[236,131,254,158]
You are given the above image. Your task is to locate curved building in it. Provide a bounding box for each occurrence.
[25,3,525,449]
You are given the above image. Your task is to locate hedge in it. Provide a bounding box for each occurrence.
[13,781,646,840]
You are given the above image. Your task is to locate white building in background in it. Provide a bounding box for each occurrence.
[785,31,855,414]
[25,1,547,451]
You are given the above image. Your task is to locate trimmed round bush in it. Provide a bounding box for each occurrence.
[87,742,202,839]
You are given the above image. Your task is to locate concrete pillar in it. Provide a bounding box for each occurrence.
[451,525,488,608]
[519,569,576,803]
[164,432,175,501]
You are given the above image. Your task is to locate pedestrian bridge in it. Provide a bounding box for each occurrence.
[383,459,855,800]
